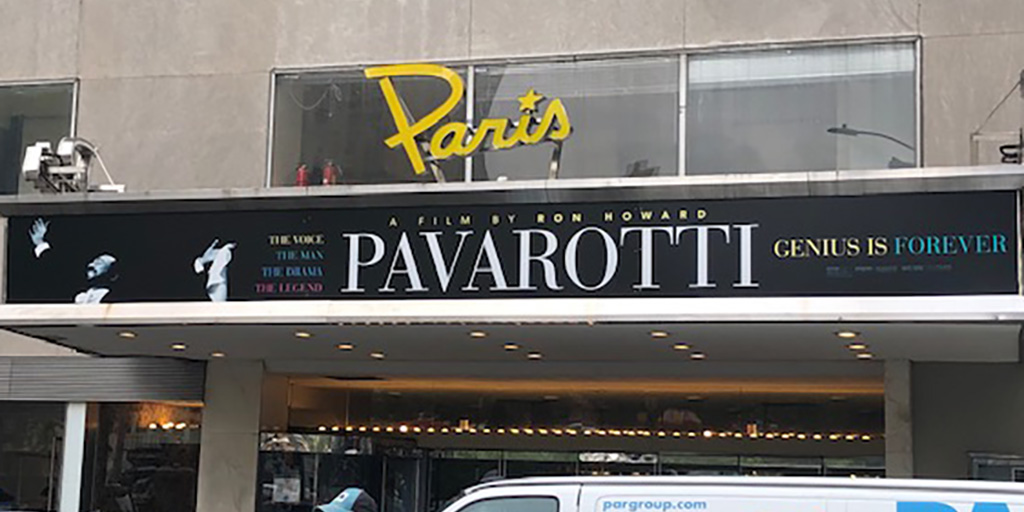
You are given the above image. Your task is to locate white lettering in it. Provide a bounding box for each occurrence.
[421,231,472,293]
[733,224,759,288]
[565,227,618,291]
[677,225,731,289]
[342,233,385,292]
[512,229,563,291]
[620,226,675,290]
[463,231,511,291]
[380,233,427,293]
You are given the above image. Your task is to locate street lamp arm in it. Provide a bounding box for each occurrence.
[854,129,915,151]
[826,124,915,151]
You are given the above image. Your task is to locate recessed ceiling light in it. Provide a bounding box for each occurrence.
[294,331,313,339]
[170,343,187,351]
[369,351,386,360]
[836,330,860,339]
[118,331,137,339]
[210,351,226,358]
[856,352,874,360]
[337,343,355,351]
[650,330,669,338]
[847,343,868,351]
[527,352,543,360]
[690,352,706,360]
[504,343,520,351]
[469,330,488,338]
[673,343,691,350]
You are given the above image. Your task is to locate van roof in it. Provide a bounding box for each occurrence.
[465,477,1024,496]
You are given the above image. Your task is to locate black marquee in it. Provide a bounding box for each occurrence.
[5,191,1019,303]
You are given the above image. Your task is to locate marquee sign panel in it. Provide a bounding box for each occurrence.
[5,191,1018,303]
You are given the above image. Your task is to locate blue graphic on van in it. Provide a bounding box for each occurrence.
[898,502,1011,512]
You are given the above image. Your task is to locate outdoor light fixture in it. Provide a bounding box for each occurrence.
[690,352,706,360]
[856,352,874,360]
[847,343,868,351]
[527,352,543,360]
[336,343,355,350]
[650,330,669,338]
[22,137,125,193]
[673,343,691,350]
[835,330,859,339]
[826,124,914,151]
[118,331,137,339]
[469,330,488,338]
[210,351,226,358]
[370,351,386,360]
[503,343,520,351]
[170,343,187,351]
[294,331,313,338]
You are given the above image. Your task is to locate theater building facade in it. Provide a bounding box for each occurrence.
[2,3,1024,512]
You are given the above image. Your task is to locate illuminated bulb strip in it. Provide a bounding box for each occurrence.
[313,425,882,441]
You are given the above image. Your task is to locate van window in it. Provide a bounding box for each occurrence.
[458,497,559,512]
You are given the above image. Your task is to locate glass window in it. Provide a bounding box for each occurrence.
[80,402,202,512]
[473,57,679,181]
[0,402,64,512]
[458,497,558,512]
[0,83,75,194]
[271,68,467,186]
[686,43,916,174]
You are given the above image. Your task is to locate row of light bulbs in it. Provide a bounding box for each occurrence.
[145,421,198,431]
[313,424,878,442]
[121,328,872,362]
[650,330,706,360]
[296,329,714,361]
[118,331,228,358]
[837,331,874,360]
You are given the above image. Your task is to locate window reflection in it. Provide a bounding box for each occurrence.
[286,386,883,436]
[458,497,558,512]
[272,69,467,186]
[0,83,75,195]
[257,435,884,512]
[687,43,916,174]
[0,402,64,512]
[80,403,202,512]
[473,57,679,181]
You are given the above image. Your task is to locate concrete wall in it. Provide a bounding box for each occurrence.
[0,0,1022,190]
[913,361,1024,479]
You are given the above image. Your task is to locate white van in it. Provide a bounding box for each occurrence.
[441,477,1024,512]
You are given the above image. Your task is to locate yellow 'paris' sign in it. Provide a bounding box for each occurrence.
[365,63,572,175]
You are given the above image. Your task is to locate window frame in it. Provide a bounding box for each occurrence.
[680,37,921,176]
[0,78,79,193]
[265,36,920,187]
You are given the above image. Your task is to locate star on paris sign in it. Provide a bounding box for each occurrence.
[518,88,545,113]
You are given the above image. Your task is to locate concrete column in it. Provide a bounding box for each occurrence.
[58,402,86,512]
[885,359,914,478]
[196,360,264,512]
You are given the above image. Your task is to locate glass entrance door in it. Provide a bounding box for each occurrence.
[0,402,64,512]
